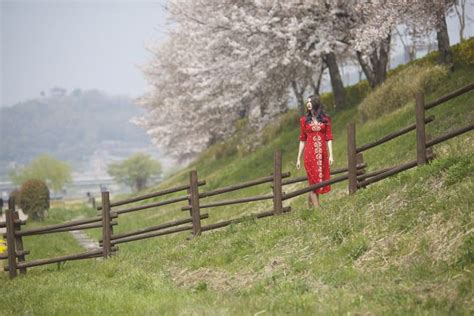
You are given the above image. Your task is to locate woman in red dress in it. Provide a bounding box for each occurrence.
[296,96,334,208]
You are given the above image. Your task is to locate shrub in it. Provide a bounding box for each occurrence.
[321,79,370,112]
[19,179,50,221]
[452,37,474,65]
[358,64,449,121]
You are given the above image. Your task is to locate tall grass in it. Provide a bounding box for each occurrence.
[358,64,449,121]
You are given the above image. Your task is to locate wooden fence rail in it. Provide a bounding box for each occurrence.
[13,214,117,237]
[358,154,434,188]
[4,248,117,271]
[115,196,189,215]
[97,181,206,210]
[281,165,365,186]
[346,82,473,194]
[0,250,30,261]
[201,207,292,232]
[424,82,474,110]
[356,116,434,153]
[181,194,274,211]
[198,173,291,199]
[99,214,209,244]
[426,123,474,148]
[111,225,194,246]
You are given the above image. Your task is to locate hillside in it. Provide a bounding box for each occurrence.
[0,41,473,314]
[0,89,154,179]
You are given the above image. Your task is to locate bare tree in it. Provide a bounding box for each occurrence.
[452,0,468,42]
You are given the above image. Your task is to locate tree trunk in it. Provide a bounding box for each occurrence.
[356,35,391,89]
[311,63,325,97]
[291,81,306,116]
[454,0,466,42]
[135,178,147,192]
[324,52,346,110]
[436,13,453,68]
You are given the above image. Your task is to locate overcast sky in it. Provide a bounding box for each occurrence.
[1,1,473,108]
[1,0,168,107]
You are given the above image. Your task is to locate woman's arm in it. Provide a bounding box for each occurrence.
[327,140,333,165]
[296,141,305,169]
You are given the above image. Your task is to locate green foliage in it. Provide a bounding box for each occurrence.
[388,37,474,77]
[321,79,370,112]
[19,179,50,221]
[358,64,449,121]
[452,37,474,65]
[9,154,72,192]
[107,153,162,192]
[444,155,473,186]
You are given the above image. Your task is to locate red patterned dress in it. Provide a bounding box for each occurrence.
[299,115,333,194]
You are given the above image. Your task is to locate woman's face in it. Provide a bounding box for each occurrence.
[306,100,312,111]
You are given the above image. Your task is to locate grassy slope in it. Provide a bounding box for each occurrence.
[0,49,473,315]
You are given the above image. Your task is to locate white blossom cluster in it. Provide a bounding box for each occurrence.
[351,0,454,52]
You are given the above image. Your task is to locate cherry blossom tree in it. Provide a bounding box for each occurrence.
[138,0,336,161]
[351,0,456,73]
[138,0,457,161]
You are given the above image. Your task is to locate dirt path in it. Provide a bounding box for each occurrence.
[68,216,102,258]
[69,229,101,252]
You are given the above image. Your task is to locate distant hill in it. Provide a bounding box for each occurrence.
[0,88,155,179]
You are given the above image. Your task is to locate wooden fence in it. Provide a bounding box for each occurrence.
[1,83,472,279]
[346,83,474,194]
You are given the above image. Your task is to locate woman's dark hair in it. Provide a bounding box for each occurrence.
[305,96,328,124]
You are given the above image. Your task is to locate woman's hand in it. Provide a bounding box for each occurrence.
[329,154,334,165]
[296,159,301,169]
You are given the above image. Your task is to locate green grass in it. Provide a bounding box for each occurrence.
[0,42,473,315]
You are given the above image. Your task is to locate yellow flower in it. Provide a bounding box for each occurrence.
[0,238,7,253]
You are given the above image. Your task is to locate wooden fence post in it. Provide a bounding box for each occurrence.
[347,123,358,194]
[91,197,96,210]
[189,171,201,236]
[5,199,17,279]
[415,92,428,165]
[101,191,112,258]
[11,199,26,275]
[273,150,283,215]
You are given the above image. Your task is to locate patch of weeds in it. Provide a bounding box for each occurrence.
[194,281,208,292]
[455,233,474,269]
[129,273,154,291]
[320,266,356,287]
[231,236,255,251]
[331,227,351,245]
[223,251,237,265]
[410,261,434,279]
[347,242,369,261]
[291,259,308,274]
[444,156,473,186]
[456,278,472,298]
[101,262,121,279]
[423,296,454,313]
[430,156,459,172]
[299,208,316,222]
[290,279,311,294]
[392,209,418,232]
